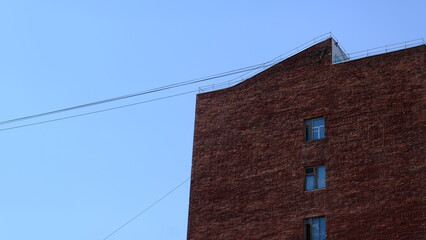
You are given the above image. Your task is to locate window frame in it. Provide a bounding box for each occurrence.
[304,117,325,142]
[304,165,326,191]
[304,216,326,240]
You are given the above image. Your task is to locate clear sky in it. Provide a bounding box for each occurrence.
[0,1,424,239]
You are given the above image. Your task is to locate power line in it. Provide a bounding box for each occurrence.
[0,51,327,132]
[0,34,333,132]
[0,90,197,132]
[0,33,333,128]
[102,177,190,240]
[0,63,273,126]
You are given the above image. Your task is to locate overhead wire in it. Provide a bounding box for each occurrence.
[102,177,190,240]
[0,63,274,126]
[0,51,326,133]
[0,63,280,132]
[0,34,333,130]
[0,90,198,132]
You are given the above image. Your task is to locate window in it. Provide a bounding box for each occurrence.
[305,166,325,191]
[305,216,326,240]
[304,117,324,141]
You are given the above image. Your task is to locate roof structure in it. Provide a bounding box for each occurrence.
[198,34,425,93]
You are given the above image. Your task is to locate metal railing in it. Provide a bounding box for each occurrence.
[334,38,425,64]
[199,35,425,93]
[198,32,337,93]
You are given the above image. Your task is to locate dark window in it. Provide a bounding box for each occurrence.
[305,216,326,240]
[305,117,325,141]
[305,166,326,191]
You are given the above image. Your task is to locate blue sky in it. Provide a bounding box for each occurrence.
[0,1,424,239]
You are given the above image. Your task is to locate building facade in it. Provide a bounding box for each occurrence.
[187,38,425,239]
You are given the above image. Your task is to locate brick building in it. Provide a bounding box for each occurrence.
[187,37,425,240]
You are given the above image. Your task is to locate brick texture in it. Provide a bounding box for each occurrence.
[187,39,426,240]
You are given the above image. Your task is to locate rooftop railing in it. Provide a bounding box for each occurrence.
[334,38,425,64]
[198,32,337,93]
[199,35,425,93]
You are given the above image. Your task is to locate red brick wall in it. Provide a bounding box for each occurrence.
[187,39,426,240]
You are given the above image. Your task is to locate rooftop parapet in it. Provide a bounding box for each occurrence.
[198,34,425,93]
